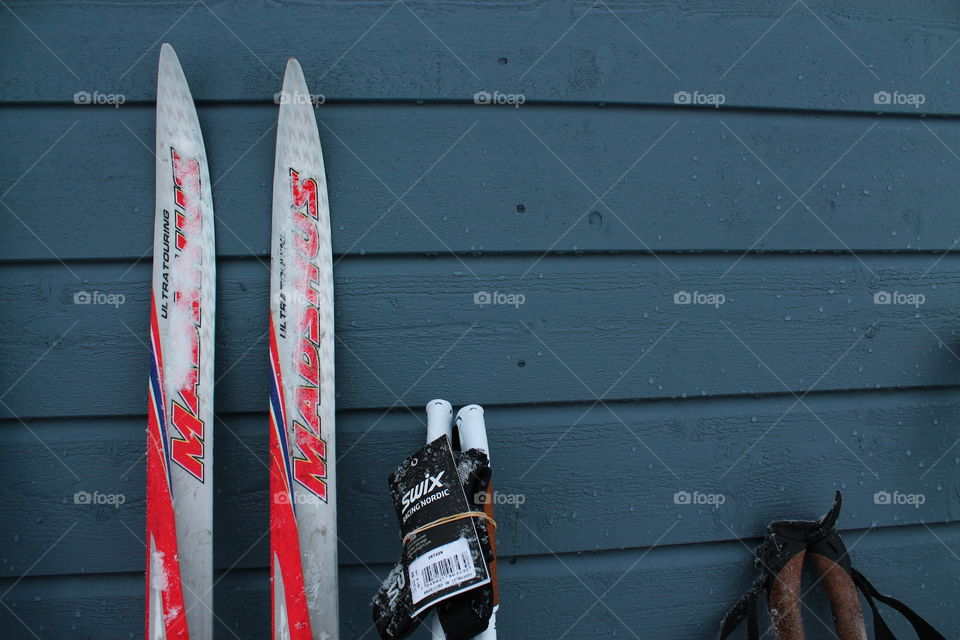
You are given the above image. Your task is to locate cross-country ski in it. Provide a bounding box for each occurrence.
[268,58,339,640]
[148,42,216,640]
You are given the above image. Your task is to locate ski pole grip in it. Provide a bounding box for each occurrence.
[426,399,453,443]
[768,550,806,640]
[455,405,489,455]
[809,553,867,640]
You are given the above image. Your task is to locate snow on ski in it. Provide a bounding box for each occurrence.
[148,43,215,640]
[269,58,339,640]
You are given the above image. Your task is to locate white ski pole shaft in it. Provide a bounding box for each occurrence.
[455,405,497,640]
[425,399,453,640]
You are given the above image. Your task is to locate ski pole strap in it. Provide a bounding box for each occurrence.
[803,527,868,640]
[715,492,944,640]
[745,592,760,639]
[715,578,766,640]
[402,511,497,546]
[851,569,945,640]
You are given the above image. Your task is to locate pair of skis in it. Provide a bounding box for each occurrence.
[148,44,338,639]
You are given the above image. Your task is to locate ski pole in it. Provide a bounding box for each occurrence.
[455,405,497,640]
[425,399,454,640]
[424,402,498,640]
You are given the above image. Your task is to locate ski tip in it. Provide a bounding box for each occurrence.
[158,42,188,89]
[280,58,310,103]
[159,42,179,66]
[283,57,304,80]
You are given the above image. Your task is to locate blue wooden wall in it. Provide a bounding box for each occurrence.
[1,1,959,638]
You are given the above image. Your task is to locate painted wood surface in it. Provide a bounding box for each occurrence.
[3,256,960,417]
[1,1,958,638]
[1,391,958,577]
[0,526,956,639]
[4,106,960,261]
[3,0,960,116]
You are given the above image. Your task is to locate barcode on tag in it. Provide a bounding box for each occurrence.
[408,538,476,605]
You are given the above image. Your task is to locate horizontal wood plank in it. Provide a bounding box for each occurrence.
[4,105,960,261]
[2,255,960,419]
[0,525,956,638]
[1,389,957,576]
[2,0,960,115]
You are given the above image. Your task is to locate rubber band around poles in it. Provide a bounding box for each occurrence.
[403,510,497,546]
